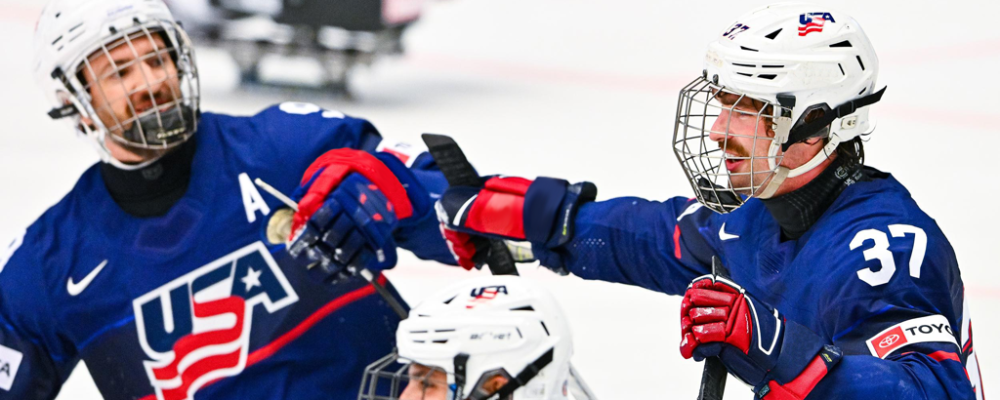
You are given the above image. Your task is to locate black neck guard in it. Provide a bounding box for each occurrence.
[100,139,196,217]
[761,155,865,241]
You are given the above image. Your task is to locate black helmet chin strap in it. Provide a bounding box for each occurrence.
[459,347,555,400]
[781,86,887,151]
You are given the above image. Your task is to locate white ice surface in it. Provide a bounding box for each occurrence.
[0,0,997,398]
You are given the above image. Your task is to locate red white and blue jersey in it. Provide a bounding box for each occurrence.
[0,103,454,400]
[556,169,984,399]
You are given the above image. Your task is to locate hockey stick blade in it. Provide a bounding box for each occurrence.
[698,256,730,400]
[421,133,519,276]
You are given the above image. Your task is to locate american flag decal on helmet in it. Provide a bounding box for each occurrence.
[798,12,835,36]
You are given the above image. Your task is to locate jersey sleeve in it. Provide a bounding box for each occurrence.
[806,217,976,399]
[537,196,717,295]
[0,230,78,399]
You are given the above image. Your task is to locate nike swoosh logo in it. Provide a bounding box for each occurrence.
[719,223,740,241]
[67,260,107,296]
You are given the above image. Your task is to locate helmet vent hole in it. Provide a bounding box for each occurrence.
[740,46,759,52]
[737,72,752,77]
[69,22,83,33]
[432,339,448,344]
[511,306,534,311]
[762,65,784,68]
[838,63,845,75]
[443,295,456,304]
[856,56,866,71]
[757,74,777,80]
[51,36,63,46]
[733,62,755,68]
[858,88,866,95]
[68,30,85,44]
[765,29,782,39]
[435,329,456,333]
[540,321,550,336]
[830,40,853,48]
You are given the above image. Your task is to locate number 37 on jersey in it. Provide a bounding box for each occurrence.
[849,224,927,287]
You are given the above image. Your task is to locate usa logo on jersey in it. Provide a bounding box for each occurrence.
[798,12,835,36]
[132,242,299,400]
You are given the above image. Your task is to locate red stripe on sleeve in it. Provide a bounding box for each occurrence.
[926,350,961,364]
[673,225,682,259]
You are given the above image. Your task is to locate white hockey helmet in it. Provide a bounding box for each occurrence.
[33,0,200,170]
[360,276,574,400]
[672,2,885,213]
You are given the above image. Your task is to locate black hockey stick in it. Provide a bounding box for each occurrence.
[421,133,519,276]
[698,257,730,400]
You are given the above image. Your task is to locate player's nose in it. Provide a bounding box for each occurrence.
[134,61,167,94]
[708,110,731,142]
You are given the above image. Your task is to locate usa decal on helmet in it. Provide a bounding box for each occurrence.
[798,12,835,36]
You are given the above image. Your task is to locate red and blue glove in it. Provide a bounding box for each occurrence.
[680,274,843,400]
[436,175,596,270]
[288,148,432,283]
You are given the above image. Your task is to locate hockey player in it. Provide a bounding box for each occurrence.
[0,0,456,399]
[433,4,984,399]
[358,275,578,400]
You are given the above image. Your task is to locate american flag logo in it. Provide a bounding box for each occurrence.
[133,242,299,400]
[798,12,835,37]
[466,285,508,308]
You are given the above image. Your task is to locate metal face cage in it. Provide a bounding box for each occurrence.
[671,75,791,214]
[65,20,200,150]
[359,352,515,400]
[359,352,457,400]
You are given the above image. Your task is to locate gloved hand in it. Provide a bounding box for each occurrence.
[288,148,432,283]
[435,175,596,270]
[680,274,843,399]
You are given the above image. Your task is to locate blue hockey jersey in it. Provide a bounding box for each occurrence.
[548,169,984,399]
[0,103,455,400]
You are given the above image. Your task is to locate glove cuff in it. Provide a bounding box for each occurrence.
[523,178,597,248]
[755,345,842,400]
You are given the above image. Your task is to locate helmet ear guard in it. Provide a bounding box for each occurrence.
[780,86,886,152]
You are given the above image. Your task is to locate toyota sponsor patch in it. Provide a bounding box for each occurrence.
[866,315,959,358]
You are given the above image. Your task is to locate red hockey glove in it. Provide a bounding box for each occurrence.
[288,148,432,282]
[435,176,596,270]
[680,274,843,400]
